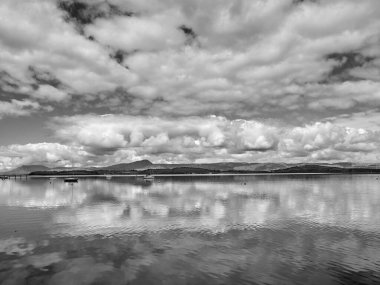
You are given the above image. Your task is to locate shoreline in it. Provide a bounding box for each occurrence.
[27,172,380,178]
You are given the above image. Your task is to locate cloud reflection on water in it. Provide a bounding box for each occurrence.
[1,176,380,284]
[1,175,380,236]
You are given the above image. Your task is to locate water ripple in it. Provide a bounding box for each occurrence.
[1,175,380,284]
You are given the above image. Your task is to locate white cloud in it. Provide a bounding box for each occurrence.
[0,0,138,104]
[85,14,186,52]
[279,122,380,160]
[0,99,41,119]
[0,0,379,121]
[233,121,278,151]
[0,0,380,166]
[0,143,92,170]
[0,114,360,169]
[32,85,70,102]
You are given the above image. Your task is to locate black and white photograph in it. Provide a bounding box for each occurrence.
[1,0,380,284]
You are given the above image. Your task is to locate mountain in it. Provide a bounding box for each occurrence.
[102,159,153,171]
[140,167,216,175]
[154,162,249,171]
[234,163,289,172]
[271,164,380,173]
[1,165,50,175]
[50,166,99,171]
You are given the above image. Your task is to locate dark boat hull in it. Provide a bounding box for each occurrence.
[64,178,78,183]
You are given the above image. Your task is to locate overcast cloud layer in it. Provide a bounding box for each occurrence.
[1,0,380,169]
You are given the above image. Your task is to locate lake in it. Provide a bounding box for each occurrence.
[1,175,380,285]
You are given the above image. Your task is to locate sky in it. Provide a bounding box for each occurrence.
[0,0,380,170]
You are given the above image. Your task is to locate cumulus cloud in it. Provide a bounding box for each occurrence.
[279,122,379,160]
[108,0,379,120]
[85,15,186,52]
[0,0,379,121]
[0,0,138,108]
[1,0,380,167]
[0,143,92,170]
[50,115,279,155]
[32,85,70,102]
[1,113,379,170]
[24,114,374,166]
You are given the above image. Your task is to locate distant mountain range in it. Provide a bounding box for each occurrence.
[2,160,380,176]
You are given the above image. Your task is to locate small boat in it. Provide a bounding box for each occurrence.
[106,175,112,180]
[64,177,78,183]
[143,175,154,180]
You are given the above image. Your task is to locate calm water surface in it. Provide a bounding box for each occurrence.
[1,175,380,284]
